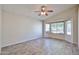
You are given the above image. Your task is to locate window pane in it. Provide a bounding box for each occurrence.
[45,24,50,32]
[51,23,57,33]
[56,22,64,33]
[51,22,64,34]
[66,20,71,35]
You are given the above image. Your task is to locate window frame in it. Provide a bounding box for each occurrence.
[50,21,65,34]
[65,20,72,35]
[45,23,51,32]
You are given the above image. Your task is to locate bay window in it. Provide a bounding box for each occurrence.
[45,24,50,32]
[51,22,64,34]
[66,20,71,35]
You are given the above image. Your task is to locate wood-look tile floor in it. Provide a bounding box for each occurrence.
[1,38,79,55]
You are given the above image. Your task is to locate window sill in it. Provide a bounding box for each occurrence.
[50,32,64,35]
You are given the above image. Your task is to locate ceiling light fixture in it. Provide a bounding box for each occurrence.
[34,5,53,16]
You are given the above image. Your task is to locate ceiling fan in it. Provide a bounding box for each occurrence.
[34,5,53,16]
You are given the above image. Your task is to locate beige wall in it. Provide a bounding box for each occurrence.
[2,10,42,47]
[46,32,65,40]
[0,5,2,53]
[44,6,78,44]
[72,7,78,44]
[78,7,79,48]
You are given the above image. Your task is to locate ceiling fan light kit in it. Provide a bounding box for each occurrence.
[34,5,53,16]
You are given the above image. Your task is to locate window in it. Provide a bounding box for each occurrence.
[66,20,71,35]
[45,24,50,32]
[51,23,57,33]
[51,22,64,34]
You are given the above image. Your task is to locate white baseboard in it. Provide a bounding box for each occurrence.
[1,36,42,48]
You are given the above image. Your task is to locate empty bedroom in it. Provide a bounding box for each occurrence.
[0,4,79,55]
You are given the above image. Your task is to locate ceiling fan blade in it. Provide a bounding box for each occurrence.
[47,10,53,12]
[45,13,48,16]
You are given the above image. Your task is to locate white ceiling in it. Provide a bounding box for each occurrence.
[3,4,76,20]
